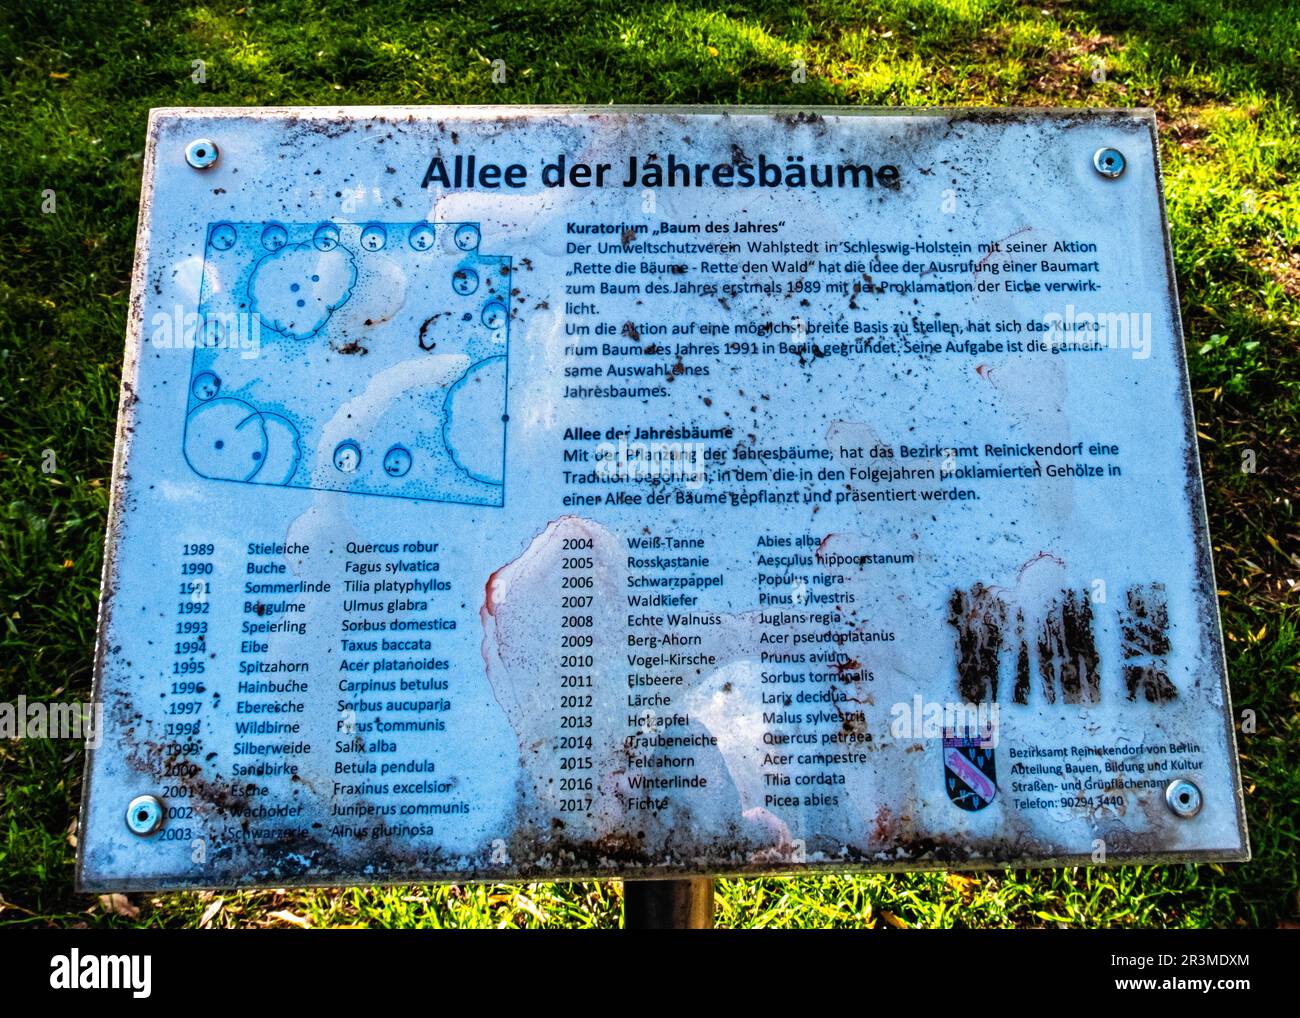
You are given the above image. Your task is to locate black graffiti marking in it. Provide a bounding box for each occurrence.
[948,584,1005,704]
[949,585,1157,706]
[1013,608,1032,705]
[1119,582,1178,702]
[1036,589,1101,705]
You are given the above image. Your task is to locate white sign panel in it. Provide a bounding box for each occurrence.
[79,107,1247,889]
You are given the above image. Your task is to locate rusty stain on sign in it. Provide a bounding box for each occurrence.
[78,107,1247,890]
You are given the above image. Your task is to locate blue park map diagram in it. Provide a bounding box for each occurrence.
[184,220,511,507]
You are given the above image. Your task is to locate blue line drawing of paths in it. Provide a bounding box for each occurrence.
[184,221,511,508]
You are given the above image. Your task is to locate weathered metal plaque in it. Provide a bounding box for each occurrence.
[79,107,1248,890]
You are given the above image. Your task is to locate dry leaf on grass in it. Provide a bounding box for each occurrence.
[100,893,139,919]
[200,897,224,928]
[267,909,311,928]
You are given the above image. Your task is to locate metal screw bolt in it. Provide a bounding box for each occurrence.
[126,794,165,835]
[1093,147,1125,179]
[185,138,220,170]
[1164,778,1202,819]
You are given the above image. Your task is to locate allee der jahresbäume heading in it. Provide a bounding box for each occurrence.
[421,153,902,191]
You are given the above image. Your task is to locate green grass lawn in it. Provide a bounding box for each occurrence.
[0,0,1295,928]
